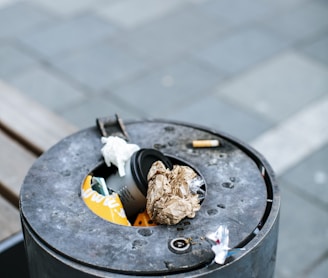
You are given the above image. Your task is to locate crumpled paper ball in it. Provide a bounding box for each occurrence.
[146,161,201,225]
[101,136,140,176]
[206,225,230,265]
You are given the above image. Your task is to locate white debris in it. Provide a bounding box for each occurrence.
[206,225,230,265]
[101,136,140,177]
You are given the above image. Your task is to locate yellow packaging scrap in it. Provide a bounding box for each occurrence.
[81,175,131,226]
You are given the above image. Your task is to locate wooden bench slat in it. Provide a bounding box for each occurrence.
[0,196,21,241]
[0,81,78,155]
[0,81,79,241]
[0,130,36,207]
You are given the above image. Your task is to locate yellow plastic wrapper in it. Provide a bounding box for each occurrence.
[81,175,131,226]
[133,210,157,227]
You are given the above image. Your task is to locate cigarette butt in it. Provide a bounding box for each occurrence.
[192,140,219,148]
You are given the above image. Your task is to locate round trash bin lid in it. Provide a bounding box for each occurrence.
[20,120,268,275]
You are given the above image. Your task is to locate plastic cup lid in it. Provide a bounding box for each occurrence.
[130,148,172,195]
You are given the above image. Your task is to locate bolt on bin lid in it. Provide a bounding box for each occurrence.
[20,120,274,276]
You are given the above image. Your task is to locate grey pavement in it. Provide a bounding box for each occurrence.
[1,0,327,277]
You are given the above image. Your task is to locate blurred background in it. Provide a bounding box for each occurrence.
[0,0,327,277]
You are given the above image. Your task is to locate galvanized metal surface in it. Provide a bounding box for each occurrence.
[20,120,279,277]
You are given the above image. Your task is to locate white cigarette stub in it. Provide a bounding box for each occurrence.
[192,140,219,148]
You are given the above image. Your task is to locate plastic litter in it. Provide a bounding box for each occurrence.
[133,210,157,227]
[206,225,246,265]
[206,225,230,265]
[81,175,131,226]
[91,176,110,196]
[188,176,205,201]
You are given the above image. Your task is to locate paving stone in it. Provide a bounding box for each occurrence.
[217,51,328,122]
[19,14,119,59]
[52,44,148,92]
[250,96,328,176]
[7,65,86,112]
[265,0,328,43]
[0,2,55,39]
[97,0,189,29]
[0,43,38,78]
[110,59,222,118]
[281,143,328,208]
[308,256,328,278]
[59,96,143,129]
[300,34,328,67]
[193,26,288,75]
[30,0,104,16]
[0,0,18,9]
[165,94,273,143]
[115,6,227,62]
[197,0,274,27]
[274,184,328,277]
[262,0,310,9]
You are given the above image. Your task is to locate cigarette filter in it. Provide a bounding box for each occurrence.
[192,139,219,148]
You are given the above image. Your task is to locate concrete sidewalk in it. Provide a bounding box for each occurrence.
[1,0,327,277]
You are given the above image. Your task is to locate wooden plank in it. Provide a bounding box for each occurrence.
[0,130,36,207]
[0,81,79,241]
[0,196,21,241]
[0,81,78,155]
